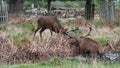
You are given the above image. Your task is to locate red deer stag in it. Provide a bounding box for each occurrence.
[34,16,68,40]
[66,26,104,59]
[78,29,104,59]
[78,37,104,59]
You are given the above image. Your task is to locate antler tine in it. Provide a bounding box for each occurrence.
[84,24,92,37]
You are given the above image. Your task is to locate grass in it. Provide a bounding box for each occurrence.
[8,32,27,46]
[93,37,112,46]
[0,57,120,68]
[94,21,108,28]
[20,22,36,32]
[0,57,79,68]
[67,19,76,23]
[0,24,8,30]
[0,23,37,47]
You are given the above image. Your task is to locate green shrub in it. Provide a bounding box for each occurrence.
[64,1,79,8]
[51,1,81,8]
[114,21,120,27]
[51,1,65,8]
[20,23,36,32]
[24,1,31,10]
[78,1,85,8]
[24,1,47,10]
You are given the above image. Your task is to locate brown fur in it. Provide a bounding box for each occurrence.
[78,37,104,58]
[34,16,67,39]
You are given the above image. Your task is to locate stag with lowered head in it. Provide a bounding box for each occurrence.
[34,16,68,40]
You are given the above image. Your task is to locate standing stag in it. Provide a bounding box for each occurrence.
[34,16,68,40]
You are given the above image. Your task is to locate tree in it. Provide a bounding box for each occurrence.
[47,0,52,12]
[99,0,115,22]
[119,0,120,7]
[85,0,94,20]
[9,0,24,14]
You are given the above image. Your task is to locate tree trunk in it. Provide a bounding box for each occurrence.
[47,0,53,15]
[99,1,115,22]
[85,0,93,20]
[9,0,24,14]
[47,0,52,13]
[91,3,95,19]
[119,0,120,7]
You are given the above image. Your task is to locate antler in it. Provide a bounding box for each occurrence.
[66,24,92,37]
[66,27,79,33]
[84,25,92,37]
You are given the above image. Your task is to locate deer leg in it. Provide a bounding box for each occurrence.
[34,28,41,38]
[50,31,53,38]
[39,28,46,40]
[49,27,53,38]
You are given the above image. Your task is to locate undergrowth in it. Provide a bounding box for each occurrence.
[8,32,27,47]
[0,24,8,30]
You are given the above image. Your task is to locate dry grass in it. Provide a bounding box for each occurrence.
[91,26,120,40]
[0,24,80,64]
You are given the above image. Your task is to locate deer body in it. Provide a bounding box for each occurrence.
[78,37,104,58]
[34,16,67,39]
